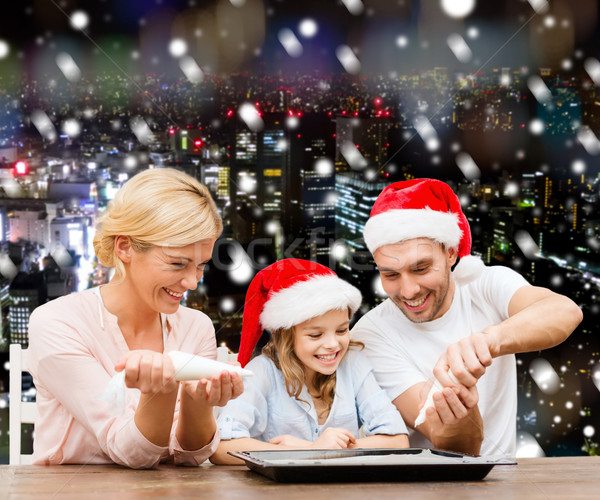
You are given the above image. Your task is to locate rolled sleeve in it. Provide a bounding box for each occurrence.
[120,418,168,469]
[171,429,220,466]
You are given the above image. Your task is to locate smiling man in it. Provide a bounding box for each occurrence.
[351,178,583,457]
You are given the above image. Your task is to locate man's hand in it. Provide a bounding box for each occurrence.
[420,383,479,426]
[418,382,483,455]
[434,332,493,388]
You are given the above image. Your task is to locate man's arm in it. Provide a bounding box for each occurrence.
[435,286,582,388]
[488,285,582,357]
[392,382,483,456]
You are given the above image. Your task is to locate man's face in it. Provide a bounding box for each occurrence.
[374,238,457,323]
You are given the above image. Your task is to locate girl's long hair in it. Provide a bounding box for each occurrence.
[261,309,362,415]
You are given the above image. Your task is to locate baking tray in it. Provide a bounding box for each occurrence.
[229,448,515,483]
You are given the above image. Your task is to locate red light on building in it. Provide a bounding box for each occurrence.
[194,139,203,147]
[296,111,302,117]
[14,160,29,175]
[375,97,382,105]
[226,110,234,117]
[169,129,175,135]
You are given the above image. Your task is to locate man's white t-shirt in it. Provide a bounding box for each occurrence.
[351,265,529,457]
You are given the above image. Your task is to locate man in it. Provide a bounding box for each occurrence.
[351,179,582,456]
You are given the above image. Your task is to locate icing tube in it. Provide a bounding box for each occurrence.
[97,352,253,417]
[167,351,254,380]
[414,371,459,427]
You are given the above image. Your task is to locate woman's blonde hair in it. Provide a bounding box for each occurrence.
[262,309,363,415]
[93,168,222,282]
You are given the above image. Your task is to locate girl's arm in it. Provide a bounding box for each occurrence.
[354,434,409,449]
[210,437,309,465]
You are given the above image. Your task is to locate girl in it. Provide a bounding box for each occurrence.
[28,168,244,468]
[211,259,409,464]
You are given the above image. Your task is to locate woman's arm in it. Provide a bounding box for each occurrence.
[115,350,179,447]
[175,371,244,451]
[28,318,174,468]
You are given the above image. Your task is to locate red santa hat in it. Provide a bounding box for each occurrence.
[363,178,484,284]
[237,259,362,367]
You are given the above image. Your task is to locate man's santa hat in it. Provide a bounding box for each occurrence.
[363,178,484,284]
[237,259,362,367]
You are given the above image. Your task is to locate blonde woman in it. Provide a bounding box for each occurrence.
[28,168,243,469]
[211,259,409,465]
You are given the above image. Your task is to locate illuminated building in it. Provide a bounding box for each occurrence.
[299,170,336,264]
[9,209,50,247]
[9,272,46,346]
[334,172,387,302]
[200,163,231,222]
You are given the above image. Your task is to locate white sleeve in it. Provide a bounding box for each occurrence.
[470,265,530,318]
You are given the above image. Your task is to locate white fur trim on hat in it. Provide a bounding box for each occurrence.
[363,208,462,254]
[260,275,362,331]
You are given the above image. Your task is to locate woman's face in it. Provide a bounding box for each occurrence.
[292,308,350,383]
[126,239,215,314]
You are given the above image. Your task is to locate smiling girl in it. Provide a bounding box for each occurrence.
[210,259,408,464]
[28,168,243,469]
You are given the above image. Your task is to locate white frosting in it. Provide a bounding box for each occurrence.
[414,371,459,427]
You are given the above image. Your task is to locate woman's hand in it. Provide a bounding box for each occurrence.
[115,350,178,395]
[312,427,356,449]
[180,371,244,407]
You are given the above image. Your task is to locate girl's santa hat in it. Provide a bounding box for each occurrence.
[363,178,484,285]
[237,259,362,367]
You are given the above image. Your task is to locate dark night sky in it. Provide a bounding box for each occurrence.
[0,1,598,78]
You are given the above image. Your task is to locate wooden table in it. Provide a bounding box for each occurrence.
[2,457,598,499]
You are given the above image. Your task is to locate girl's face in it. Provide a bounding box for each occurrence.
[292,308,350,382]
[125,238,215,315]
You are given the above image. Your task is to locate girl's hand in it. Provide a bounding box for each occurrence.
[180,371,244,407]
[269,434,312,448]
[312,427,356,449]
[115,350,178,395]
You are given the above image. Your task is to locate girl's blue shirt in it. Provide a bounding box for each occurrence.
[217,349,408,442]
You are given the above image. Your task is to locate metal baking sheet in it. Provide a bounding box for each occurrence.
[229,448,516,483]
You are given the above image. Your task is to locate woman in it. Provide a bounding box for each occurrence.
[28,168,243,468]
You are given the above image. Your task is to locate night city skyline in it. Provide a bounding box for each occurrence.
[0,0,599,461]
